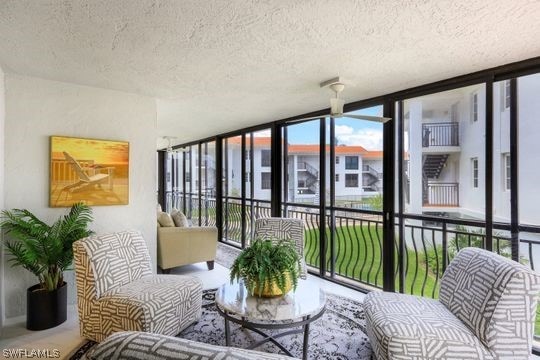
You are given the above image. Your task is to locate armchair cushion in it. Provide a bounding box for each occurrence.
[171,208,189,227]
[440,247,540,351]
[98,275,202,337]
[81,231,152,298]
[364,292,493,360]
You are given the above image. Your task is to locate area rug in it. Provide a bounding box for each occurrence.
[69,288,371,359]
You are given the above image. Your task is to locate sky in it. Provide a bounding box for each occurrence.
[287,105,384,150]
[51,136,129,164]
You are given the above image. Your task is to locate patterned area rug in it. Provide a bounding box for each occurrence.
[181,289,371,359]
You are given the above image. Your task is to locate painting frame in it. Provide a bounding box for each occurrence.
[49,135,130,208]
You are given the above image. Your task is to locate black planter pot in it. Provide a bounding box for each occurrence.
[26,281,67,330]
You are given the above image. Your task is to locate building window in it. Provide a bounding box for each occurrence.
[471,92,478,122]
[335,174,339,182]
[245,172,250,182]
[471,158,479,188]
[345,156,359,170]
[335,156,340,164]
[504,80,511,109]
[503,153,511,191]
[261,172,271,190]
[245,150,251,160]
[261,150,271,167]
[345,174,358,188]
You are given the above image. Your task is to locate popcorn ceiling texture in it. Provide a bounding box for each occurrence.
[0,0,539,143]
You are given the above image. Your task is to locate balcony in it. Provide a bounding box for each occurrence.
[422,122,459,148]
[423,182,459,207]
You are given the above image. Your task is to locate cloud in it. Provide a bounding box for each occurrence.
[335,125,383,150]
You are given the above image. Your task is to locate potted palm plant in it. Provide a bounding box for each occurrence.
[1,203,93,330]
[230,239,301,297]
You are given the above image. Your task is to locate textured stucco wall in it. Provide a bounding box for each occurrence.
[3,74,157,318]
[0,64,5,330]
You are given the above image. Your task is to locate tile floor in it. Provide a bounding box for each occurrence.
[0,262,365,359]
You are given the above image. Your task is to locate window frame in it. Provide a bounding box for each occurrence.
[345,156,359,170]
[261,149,271,167]
[261,171,271,190]
[471,157,479,188]
[345,173,359,188]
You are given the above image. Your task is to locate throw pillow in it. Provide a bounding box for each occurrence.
[157,212,175,227]
[171,209,190,227]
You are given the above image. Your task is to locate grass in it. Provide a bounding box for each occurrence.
[305,224,539,335]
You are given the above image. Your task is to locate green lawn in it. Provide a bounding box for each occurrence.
[305,224,540,335]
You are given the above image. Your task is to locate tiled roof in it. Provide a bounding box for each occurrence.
[225,137,382,158]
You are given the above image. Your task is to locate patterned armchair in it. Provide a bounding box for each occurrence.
[73,230,203,342]
[364,247,540,360]
[254,217,307,279]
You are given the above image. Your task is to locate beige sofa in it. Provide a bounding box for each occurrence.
[157,214,218,273]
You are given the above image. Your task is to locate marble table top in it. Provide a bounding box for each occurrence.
[215,280,326,322]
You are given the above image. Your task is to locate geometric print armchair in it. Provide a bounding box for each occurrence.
[254,217,307,279]
[364,247,540,360]
[73,230,203,342]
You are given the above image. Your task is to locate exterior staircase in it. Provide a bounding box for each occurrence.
[362,165,381,191]
[422,154,449,179]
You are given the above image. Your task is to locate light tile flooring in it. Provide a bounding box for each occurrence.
[0,262,365,359]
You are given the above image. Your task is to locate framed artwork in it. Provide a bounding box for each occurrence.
[50,136,129,207]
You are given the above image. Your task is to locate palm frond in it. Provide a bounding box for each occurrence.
[1,203,93,291]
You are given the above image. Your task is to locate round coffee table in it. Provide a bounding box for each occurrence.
[215,280,326,360]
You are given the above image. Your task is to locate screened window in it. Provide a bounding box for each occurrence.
[472,92,478,122]
[345,174,358,187]
[261,149,271,167]
[261,172,271,189]
[503,153,510,191]
[335,174,339,182]
[472,158,479,188]
[335,156,340,164]
[345,156,359,170]
[504,80,511,109]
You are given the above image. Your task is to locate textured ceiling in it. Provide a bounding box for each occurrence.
[1,1,539,146]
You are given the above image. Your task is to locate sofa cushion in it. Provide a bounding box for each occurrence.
[81,231,153,298]
[98,275,202,337]
[87,331,297,360]
[171,208,190,227]
[364,291,493,360]
[158,211,175,227]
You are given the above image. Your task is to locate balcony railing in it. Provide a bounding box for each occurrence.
[164,193,539,288]
[422,122,459,147]
[423,182,459,207]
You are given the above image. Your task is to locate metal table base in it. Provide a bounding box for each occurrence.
[216,304,325,360]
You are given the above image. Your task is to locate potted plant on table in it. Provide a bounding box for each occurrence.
[230,239,301,297]
[1,203,93,330]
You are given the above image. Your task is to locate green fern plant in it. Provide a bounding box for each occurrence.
[1,203,94,291]
[230,239,301,297]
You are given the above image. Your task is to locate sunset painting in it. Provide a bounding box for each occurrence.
[50,136,129,207]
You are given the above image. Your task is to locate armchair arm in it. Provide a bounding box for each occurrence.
[157,227,218,269]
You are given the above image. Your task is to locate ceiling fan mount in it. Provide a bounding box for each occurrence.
[307,77,392,123]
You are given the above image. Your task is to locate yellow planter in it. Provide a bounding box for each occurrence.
[250,272,293,297]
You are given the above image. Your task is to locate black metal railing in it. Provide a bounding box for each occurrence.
[423,182,459,206]
[422,122,459,147]
[163,191,540,332]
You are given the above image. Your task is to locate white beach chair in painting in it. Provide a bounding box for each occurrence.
[55,151,111,204]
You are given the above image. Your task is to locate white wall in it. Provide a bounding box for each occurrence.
[3,74,157,319]
[0,65,5,330]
